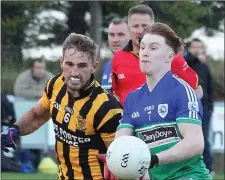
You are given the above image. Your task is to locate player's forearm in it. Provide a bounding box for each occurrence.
[156,136,204,164]
[14,108,49,136]
[115,128,133,139]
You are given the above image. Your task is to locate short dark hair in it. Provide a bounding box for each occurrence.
[187,38,205,50]
[128,4,154,23]
[192,38,203,43]
[62,33,99,62]
[143,23,183,54]
[110,17,128,26]
[32,56,45,67]
[185,41,191,49]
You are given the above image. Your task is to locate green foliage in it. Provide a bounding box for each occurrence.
[199,2,225,36]
[143,1,210,38]
[1,1,50,66]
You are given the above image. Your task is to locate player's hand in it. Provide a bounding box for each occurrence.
[98,154,117,180]
[1,125,19,158]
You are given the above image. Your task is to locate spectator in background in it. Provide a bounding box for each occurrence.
[111,4,202,106]
[101,18,130,91]
[14,57,53,99]
[184,38,214,176]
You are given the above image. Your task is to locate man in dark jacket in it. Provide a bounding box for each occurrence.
[184,38,214,175]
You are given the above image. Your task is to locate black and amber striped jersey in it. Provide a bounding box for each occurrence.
[40,73,122,180]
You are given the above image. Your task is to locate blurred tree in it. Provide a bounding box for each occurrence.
[198,1,224,36]
[1,1,51,66]
[142,1,224,38]
[89,1,102,46]
[66,1,89,35]
[2,1,224,64]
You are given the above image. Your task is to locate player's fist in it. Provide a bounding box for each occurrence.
[1,125,19,158]
[98,154,116,180]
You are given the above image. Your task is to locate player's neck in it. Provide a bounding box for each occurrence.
[67,89,80,98]
[146,69,170,92]
[132,44,140,55]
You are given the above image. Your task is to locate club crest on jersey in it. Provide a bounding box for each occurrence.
[158,104,168,118]
[188,102,199,112]
[77,115,86,131]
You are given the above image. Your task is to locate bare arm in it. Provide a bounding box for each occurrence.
[15,100,50,136]
[157,123,204,164]
[115,128,134,139]
[195,85,203,99]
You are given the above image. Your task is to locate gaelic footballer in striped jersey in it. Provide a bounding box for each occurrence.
[1,33,122,180]
[115,23,211,180]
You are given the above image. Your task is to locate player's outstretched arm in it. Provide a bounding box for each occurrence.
[15,100,51,136]
[156,123,204,164]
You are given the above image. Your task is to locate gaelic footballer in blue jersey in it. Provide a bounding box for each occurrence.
[116,23,211,180]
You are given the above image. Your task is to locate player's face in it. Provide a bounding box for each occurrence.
[108,23,130,54]
[62,48,98,93]
[139,33,174,76]
[128,14,152,49]
[33,61,46,79]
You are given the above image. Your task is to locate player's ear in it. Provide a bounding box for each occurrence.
[92,60,99,73]
[60,56,63,69]
[166,51,175,63]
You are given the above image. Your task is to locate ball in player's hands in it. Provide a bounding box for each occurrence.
[106,136,151,179]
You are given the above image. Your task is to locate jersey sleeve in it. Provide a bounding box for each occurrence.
[112,53,120,96]
[116,93,134,131]
[172,54,198,89]
[95,95,122,142]
[40,78,52,109]
[175,79,203,125]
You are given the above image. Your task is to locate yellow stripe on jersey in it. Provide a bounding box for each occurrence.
[97,108,122,130]
[88,149,102,180]
[57,141,69,180]
[68,96,89,132]
[69,146,84,180]
[85,93,109,135]
[100,132,116,142]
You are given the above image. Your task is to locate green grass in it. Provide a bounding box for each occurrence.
[1,172,224,180]
[215,173,225,180]
[1,173,57,180]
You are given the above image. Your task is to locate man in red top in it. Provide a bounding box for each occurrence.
[112,4,202,106]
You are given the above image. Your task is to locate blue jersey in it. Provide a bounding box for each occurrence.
[101,60,112,90]
[117,71,210,180]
